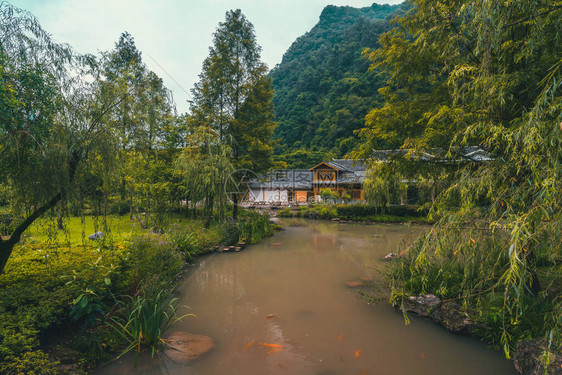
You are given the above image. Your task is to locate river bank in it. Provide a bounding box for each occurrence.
[0,210,274,374]
[277,203,431,224]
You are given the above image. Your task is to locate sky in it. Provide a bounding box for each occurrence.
[9,0,403,113]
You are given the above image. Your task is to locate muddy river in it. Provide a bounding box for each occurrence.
[96,218,516,375]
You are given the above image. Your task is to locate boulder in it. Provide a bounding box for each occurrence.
[88,231,104,240]
[513,339,562,375]
[163,332,213,364]
[402,294,476,335]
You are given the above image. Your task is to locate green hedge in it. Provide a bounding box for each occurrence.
[335,204,427,219]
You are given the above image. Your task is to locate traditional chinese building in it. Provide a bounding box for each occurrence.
[244,147,492,205]
[247,159,366,204]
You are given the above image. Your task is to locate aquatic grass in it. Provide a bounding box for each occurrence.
[109,291,194,359]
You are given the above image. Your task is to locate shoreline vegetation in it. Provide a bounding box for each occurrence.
[0,209,274,374]
[277,203,431,224]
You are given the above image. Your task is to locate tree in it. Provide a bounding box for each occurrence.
[174,126,234,227]
[0,3,124,273]
[189,9,277,219]
[359,0,562,356]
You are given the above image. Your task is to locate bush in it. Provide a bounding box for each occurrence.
[126,234,183,297]
[335,204,426,219]
[0,350,58,375]
[238,210,273,244]
[167,224,201,260]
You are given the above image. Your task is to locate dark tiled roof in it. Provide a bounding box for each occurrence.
[371,147,492,163]
[327,159,366,172]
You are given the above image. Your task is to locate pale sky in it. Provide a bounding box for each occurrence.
[9,0,403,113]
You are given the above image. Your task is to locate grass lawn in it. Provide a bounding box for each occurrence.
[20,214,214,245]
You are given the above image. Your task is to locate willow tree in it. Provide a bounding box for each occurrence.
[357,0,561,357]
[190,9,277,219]
[174,126,234,227]
[0,3,120,273]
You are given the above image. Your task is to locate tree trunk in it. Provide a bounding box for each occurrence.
[0,241,15,274]
[232,194,238,220]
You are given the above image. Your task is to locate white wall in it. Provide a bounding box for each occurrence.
[248,188,288,203]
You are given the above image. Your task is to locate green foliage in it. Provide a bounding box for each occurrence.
[109,291,192,358]
[238,210,273,244]
[127,234,183,297]
[319,188,338,203]
[0,350,59,375]
[272,149,333,169]
[370,0,562,357]
[271,3,405,156]
[280,204,428,223]
[167,224,201,260]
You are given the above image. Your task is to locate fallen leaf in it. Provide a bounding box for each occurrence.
[337,334,344,341]
[346,281,364,288]
[245,341,254,350]
[355,349,362,358]
[421,353,426,360]
[265,314,279,320]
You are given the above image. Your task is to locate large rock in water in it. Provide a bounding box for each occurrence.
[402,294,477,334]
[513,339,562,375]
[163,332,213,364]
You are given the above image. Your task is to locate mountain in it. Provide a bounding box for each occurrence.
[270,2,405,161]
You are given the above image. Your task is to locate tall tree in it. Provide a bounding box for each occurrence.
[190,9,277,219]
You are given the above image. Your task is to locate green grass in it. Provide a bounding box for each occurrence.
[20,214,219,245]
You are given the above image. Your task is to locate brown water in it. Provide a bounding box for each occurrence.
[96,219,516,375]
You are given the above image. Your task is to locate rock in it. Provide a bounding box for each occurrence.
[234,247,242,252]
[346,281,364,288]
[88,231,104,240]
[331,218,340,221]
[404,294,441,316]
[401,294,476,335]
[222,247,230,252]
[237,242,246,249]
[514,339,562,375]
[163,332,213,364]
[383,252,399,260]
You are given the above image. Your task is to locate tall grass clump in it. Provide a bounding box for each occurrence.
[238,210,273,244]
[109,291,193,358]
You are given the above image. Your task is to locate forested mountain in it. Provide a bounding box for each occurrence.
[270,2,405,161]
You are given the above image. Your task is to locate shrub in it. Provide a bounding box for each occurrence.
[167,224,200,260]
[126,234,183,297]
[0,350,58,375]
[238,210,273,244]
